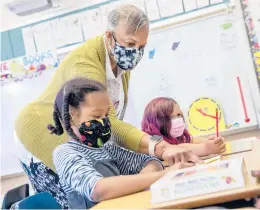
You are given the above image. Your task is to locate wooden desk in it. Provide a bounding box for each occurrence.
[92,139,260,209]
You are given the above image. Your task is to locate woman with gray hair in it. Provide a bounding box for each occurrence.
[14,4,200,208]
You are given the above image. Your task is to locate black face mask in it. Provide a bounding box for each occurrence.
[78,118,111,148]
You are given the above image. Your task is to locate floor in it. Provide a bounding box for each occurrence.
[1,173,31,206]
[1,129,260,206]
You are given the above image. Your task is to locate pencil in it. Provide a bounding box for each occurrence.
[216,108,219,137]
[203,155,221,164]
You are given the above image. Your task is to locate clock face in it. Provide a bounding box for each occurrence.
[188,98,221,132]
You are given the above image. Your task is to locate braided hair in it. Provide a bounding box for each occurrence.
[47,77,106,141]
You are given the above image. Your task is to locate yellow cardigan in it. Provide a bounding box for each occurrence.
[15,35,146,171]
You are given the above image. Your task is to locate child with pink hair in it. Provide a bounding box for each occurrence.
[142,97,226,156]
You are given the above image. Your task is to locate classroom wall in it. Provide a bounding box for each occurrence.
[1,0,231,62]
[0,0,107,30]
[0,5,21,30]
[1,69,57,176]
[0,0,57,30]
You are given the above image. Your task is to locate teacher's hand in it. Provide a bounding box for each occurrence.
[251,167,260,208]
[161,144,202,165]
[251,138,260,178]
[251,138,260,209]
[251,170,260,178]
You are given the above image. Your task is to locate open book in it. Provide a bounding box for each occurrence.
[150,158,245,204]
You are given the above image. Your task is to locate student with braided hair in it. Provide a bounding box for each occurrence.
[14,5,200,208]
[49,78,193,209]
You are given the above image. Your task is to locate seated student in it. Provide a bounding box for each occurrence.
[49,78,193,209]
[142,97,226,156]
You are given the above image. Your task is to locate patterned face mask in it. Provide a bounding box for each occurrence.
[109,35,145,71]
[77,118,111,148]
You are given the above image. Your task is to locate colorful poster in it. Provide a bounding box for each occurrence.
[0,50,58,86]
[240,0,260,87]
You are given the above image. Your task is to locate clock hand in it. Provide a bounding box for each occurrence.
[204,113,218,119]
[196,108,207,116]
[196,108,218,119]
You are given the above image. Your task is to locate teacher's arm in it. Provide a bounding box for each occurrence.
[104,88,201,164]
[69,46,200,165]
[251,139,260,178]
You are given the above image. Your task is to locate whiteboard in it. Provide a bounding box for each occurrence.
[1,69,56,176]
[124,12,260,136]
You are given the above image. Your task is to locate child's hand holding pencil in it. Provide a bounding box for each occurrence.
[204,135,226,155]
[202,108,226,155]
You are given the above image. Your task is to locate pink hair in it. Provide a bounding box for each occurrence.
[141,97,191,145]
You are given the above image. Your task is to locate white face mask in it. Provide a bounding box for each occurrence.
[170,117,185,138]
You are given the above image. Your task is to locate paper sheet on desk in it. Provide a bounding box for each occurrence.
[158,0,184,18]
[224,137,257,156]
[250,140,260,172]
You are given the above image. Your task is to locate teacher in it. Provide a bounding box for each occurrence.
[15,4,199,208]
[252,164,260,208]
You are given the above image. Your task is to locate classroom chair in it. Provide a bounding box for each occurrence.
[15,192,61,209]
[1,184,29,209]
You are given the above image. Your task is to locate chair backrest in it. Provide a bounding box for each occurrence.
[17,192,61,209]
[1,184,29,209]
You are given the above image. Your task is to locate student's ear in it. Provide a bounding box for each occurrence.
[69,107,80,125]
[69,109,82,140]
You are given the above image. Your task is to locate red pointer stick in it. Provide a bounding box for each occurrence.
[237,76,250,123]
[216,108,219,137]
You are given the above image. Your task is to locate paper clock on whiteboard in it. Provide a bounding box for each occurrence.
[187,97,227,136]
